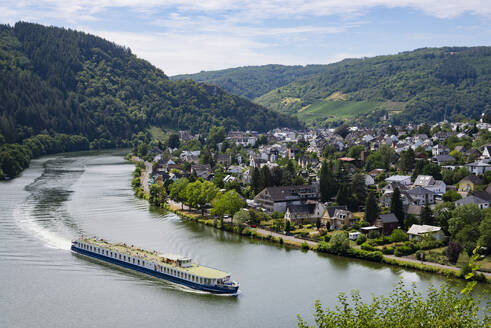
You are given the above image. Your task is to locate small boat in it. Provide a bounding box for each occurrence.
[71,237,239,295]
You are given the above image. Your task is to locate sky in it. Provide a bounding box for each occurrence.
[1,1,490,76]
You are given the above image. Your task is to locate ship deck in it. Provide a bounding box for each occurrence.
[80,238,228,279]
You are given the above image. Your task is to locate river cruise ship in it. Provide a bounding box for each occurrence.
[71,237,239,295]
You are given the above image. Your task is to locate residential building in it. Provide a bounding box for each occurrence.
[458,175,483,193]
[407,224,445,241]
[375,213,399,235]
[284,202,327,225]
[328,209,356,230]
[253,184,320,213]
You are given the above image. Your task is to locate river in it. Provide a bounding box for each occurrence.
[0,151,488,327]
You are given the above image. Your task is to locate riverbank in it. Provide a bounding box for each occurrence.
[164,201,489,282]
[132,159,490,283]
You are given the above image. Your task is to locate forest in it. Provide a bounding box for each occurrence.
[171,64,327,100]
[174,47,491,126]
[0,22,301,178]
[257,47,491,125]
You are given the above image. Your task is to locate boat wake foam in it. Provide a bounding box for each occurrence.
[14,205,72,250]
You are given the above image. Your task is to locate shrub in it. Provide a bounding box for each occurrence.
[361,242,378,252]
[356,234,367,245]
[368,230,380,239]
[418,238,445,250]
[390,229,409,242]
[323,235,331,242]
[415,250,425,261]
[394,243,418,257]
[330,232,350,254]
[301,242,309,250]
[382,246,394,255]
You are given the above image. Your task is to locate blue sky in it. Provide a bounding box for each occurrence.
[2,1,490,75]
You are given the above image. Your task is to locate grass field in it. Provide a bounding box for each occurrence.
[296,100,381,126]
[147,126,168,141]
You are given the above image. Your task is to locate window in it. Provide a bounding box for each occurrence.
[137,260,140,265]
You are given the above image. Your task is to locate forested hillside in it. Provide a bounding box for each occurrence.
[255,47,491,126]
[0,22,300,178]
[171,64,326,99]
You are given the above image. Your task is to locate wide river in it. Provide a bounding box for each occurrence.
[1,151,488,327]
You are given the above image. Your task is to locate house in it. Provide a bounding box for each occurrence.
[253,184,320,213]
[466,148,481,159]
[432,144,450,157]
[385,175,412,186]
[215,154,231,167]
[407,187,436,205]
[458,175,483,193]
[413,175,446,195]
[406,205,423,217]
[298,157,319,169]
[324,205,348,222]
[191,164,212,180]
[328,209,356,230]
[465,161,491,175]
[407,224,445,241]
[455,195,490,209]
[432,154,455,165]
[481,146,491,159]
[284,202,327,225]
[375,213,399,235]
[364,175,375,186]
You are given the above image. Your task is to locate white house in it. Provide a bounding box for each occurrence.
[407,224,445,241]
[385,175,412,186]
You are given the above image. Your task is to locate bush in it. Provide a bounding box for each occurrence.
[394,244,417,257]
[382,246,394,255]
[361,242,378,252]
[415,250,425,261]
[390,229,409,242]
[418,238,445,250]
[356,234,367,245]
[368,230,380,239]
[301,242,309,250]
[330,232,350,254]
[317,242,383,262]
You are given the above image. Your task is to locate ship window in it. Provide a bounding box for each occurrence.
[137,260,140,265]
[119,254,121,259]
[142,261,145,266]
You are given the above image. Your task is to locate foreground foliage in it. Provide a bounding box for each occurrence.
[297,281,489,328]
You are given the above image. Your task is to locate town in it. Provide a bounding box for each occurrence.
[132,117,491,279]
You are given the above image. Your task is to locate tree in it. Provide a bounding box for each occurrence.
[478,214,491,250]
[336,183,351,207]
[334,124,349,138]
[434,202,454,234]
[167,133,180,149]
[297,281,488,328]
[351,174,366,210]
[211,190,244,217]
[250,167,263,194]
[329,232,350,254]
[149,183,167,207]
[420,202,434,225]
[261,166,272,188]
[271,166,283,186]
[316,217,321,229]
[399,148,415,172]
[448,204,483,255]
[442,190,462,202]
[390,187,404,224]
[185,180,218,215]
[207,126,226,148]
[285,220,291,234]
[364,191,379,225]
[233,209,250,226]
[319,161,337,202]
[446,241,463,264]
[390,229,409,242]
[169,178,189,209]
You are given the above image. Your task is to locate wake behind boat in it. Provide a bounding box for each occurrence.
[71,237,239,295]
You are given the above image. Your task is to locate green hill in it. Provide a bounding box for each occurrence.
[256,47,491,126]
[171,64,327,100]
[0,22,301,178]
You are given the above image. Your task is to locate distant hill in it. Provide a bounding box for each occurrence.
[171,64,327,100]
[0,22,301,146]
[255,47,491,127]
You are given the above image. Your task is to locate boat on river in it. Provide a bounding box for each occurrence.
[71,237,239,295]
